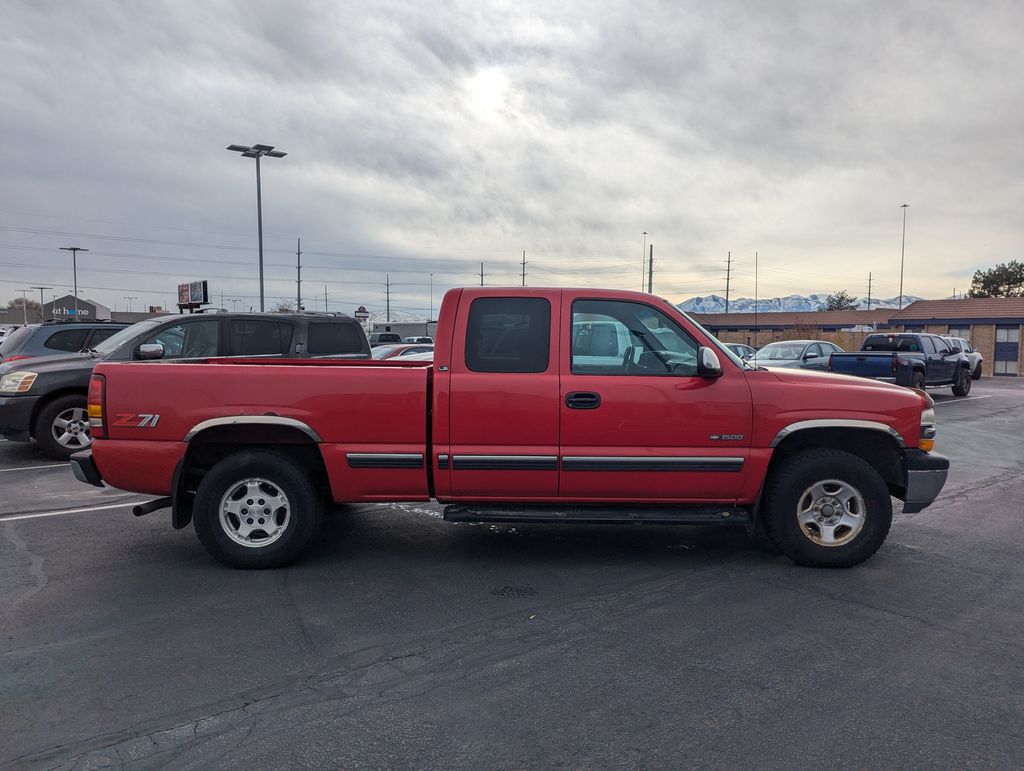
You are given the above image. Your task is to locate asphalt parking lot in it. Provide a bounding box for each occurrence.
[2,380,1023,768]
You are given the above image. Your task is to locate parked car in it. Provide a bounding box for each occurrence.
[943,336,983,380]
[0,312,369,459]
[726,343,756,361]
[0,320,129,364]
[368,332,402,347]
[750,340,843,370]
[74,287,946,571]
[828,332,972,396]
[402,336,433,344]
[371,343,435,360]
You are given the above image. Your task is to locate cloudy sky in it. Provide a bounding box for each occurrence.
[2,0,1022,317]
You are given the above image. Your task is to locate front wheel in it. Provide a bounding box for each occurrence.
[952,367,972,397]
[193,450,324,568]
[762,449,893,568]
[911,371,925,391]
[34,394,91,460]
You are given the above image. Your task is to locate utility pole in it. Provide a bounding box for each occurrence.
[521,250,527,287]
[647,244,654,293]
[898,203,909,309]
[385,275,391,322]
[866,272,873,311]
[725,251,732,314]
[429,273,434,321]
[59,247,89,321]
[324,284,328,313]
[30,286,51,322]
[17,290,30,324]
[753,251,759,348]
[296,237,302,311]
[480,262,485,287]
[641,232,648,292]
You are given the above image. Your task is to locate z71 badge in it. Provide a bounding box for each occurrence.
[113,413,161,428]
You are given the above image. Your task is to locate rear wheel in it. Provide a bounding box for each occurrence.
[193,450,324,569]
[762,449,892,568]
[952,367,972,397]
[34,394,91,460]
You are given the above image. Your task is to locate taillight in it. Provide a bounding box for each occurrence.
[3,355,31,362]
[88,374,107,439]
[892,353,899,374]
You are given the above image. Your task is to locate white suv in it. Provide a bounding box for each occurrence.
[944,336,984,379]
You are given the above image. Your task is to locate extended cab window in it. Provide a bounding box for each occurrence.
[572,299,699,376]
[230,320,293,356]
[465,297,550,373]
[307,322,364,355]
[144,320,219,358]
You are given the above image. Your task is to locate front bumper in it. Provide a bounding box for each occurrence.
[901,449,949,513]
[70,449,104,488]
[0,394,41,442]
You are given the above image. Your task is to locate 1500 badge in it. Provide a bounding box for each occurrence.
[113,413,161,428]
[709,434,744,441]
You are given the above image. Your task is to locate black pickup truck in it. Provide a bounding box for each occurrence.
[829,332,973,397]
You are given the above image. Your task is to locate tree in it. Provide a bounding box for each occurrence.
[271,299,296,313]
[819,290,858,311]
[7,297,42,312]
[968,260,1024,298]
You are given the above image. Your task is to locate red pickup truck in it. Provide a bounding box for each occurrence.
[71,288,948,569]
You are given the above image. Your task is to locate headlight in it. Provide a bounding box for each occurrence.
[919,407,936,452]
[0,371,38,394]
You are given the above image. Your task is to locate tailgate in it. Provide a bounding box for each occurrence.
[829,352,896,377]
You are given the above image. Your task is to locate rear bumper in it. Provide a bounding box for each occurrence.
[70,449,104,488]
[0,394,40,442]
[901,450,949,513]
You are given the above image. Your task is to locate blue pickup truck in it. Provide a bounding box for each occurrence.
[829,332,973,397]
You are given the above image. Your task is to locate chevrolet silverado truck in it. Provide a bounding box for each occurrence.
[71,288,948,570]
[828,332,973,396]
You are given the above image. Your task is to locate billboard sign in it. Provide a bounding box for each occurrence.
[177,280,209,311]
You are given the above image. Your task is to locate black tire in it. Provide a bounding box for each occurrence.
[972,364,982,381]
[761,449,892,568]
[33,393,91,460]
[911,371,925,391]
[193,450,324,569]
[952,367,972,397]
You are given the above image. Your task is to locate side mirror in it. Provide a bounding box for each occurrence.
[137,343,165,360]
[697,347,723,378]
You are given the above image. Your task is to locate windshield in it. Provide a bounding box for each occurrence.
[756,343,807,360]
[675,309,748,369]
[92,319,165,354]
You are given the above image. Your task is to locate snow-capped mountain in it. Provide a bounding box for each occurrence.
[678,294,924,313]
[367,309,426,324]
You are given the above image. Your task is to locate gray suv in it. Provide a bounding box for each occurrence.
[0,312,369,459]
[0,321,129,364]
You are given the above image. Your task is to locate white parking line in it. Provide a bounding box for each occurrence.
[0,500,147,523]
[934,395,994,406]
[0,463,68,473]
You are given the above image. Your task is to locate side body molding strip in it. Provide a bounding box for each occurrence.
[184,416,323,443]
[770,419,906,448]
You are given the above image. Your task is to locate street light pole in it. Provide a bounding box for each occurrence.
[59,247,89,321]
[122,296,138,313]
[641,232,648,292]
[226,144,287,312]
[30,286,52,321]
[898,203,909,310]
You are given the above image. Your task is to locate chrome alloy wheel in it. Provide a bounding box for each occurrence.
[795,479,866,547]
[52,407,91,449]
[219,478,291,548]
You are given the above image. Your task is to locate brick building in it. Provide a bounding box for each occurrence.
[692,298,1024,377]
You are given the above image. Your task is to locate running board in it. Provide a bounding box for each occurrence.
[442,504,751,526]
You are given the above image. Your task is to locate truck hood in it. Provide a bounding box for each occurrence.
[0,352,99,376]
[762,365,912,395]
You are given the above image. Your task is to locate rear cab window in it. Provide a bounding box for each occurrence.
[465,297,551,373]
[863,335,921,352]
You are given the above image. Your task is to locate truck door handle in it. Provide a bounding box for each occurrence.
[566,391,601,410]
